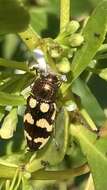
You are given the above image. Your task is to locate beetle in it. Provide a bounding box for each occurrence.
[24,74,61,151]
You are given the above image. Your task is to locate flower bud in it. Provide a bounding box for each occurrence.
[57,57,70,73]
[69,34,84,47]
[48,43,63,58]
[66,20,80,34]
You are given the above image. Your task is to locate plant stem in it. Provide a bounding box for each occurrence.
[14,172,22,190]
[5,180,10,190]
[9,169,19,190]
[60,0,70,31]
[80,108,97,131]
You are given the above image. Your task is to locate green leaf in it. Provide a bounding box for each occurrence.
[70,124,107,190]
[0,179,4,189]
[0,108,18,139]
[72,78,106,126]
[19,26,40,50]
[71,0,107,81]
[26,108,69,172]
[0,72,18,81]
[0,58,29,71]
[0,92,26,106]
[0,149,30,167]
[66,142,86,168]
[0,0,30,34]
[0,74,33,93]
[3,34,19,59]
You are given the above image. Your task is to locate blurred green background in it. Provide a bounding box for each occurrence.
[0,0,107,190]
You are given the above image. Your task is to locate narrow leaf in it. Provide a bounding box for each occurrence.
[0,92,26,106]
[0,74,33,93]
[19,26,40,50]
[72,78,106,126]
[0,58,29,71]
[70,124,107,190]
[71,1,107,81]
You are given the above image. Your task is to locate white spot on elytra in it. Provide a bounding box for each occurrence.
[24,113,34,125]
[24,131,32,141]
[34,137,50,149]
[36,119,52,132]
[29,97,37,108]
[40,103,49,113]
[51,103,56,120]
